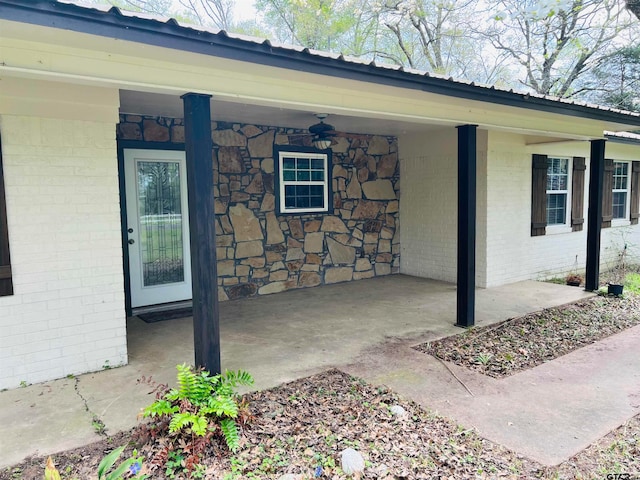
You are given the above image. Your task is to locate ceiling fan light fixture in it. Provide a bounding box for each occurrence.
[313,137,332,150]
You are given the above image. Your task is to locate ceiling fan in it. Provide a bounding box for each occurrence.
[288,113,369,149]
[285,113,336,149]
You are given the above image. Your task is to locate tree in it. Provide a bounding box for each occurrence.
[376,0,516,84]
[584,45,640,111]
[628,0,640,20]
[174,0,235,30]
[254,0,381,55]
[485,0,635,97]
[82,0,236,30]
[379,0,472,71]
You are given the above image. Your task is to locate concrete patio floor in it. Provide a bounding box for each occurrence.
[3,275,637,469]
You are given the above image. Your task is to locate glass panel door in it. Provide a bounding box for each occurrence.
[124,149,192,308]
[137,161,185,286]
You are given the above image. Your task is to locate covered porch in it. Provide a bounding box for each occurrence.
[110,276,591,431]
[0,275,592,467]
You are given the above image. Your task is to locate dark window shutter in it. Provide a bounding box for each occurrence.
[531,154,547,236]
[0,132,13,297]
[631,161,640,225]
[571,157,586,232]
[602,158,614,229]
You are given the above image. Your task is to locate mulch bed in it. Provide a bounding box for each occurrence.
[2,370,539,479]
[415,294,640,378]
[3,369,640,479]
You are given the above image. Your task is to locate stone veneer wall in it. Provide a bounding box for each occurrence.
[117,115,400,301]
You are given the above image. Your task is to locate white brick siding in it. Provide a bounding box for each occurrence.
[485,131,640,287]
[399,128,640,289]
[0,79,125,389]
[399,128,489,287]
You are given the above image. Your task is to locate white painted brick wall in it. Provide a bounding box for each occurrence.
[0,115,126,389]
[399,129,489,286]
[400,128,640,289]
[485,131,640,287]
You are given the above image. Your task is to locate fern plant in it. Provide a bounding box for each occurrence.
[143,364,253,452]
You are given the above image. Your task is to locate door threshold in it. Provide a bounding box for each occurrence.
[132,300,192,316]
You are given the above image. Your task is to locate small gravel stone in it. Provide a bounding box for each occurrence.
[390,405,407,417]
[341,447,365,474]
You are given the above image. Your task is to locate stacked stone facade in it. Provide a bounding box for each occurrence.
[117,115,400,301]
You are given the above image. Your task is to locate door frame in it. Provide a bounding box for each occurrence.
[117,140,186,316]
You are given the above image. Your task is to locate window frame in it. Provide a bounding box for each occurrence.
[612,160,631,226]
[274,146,332,215]
[545,156,573,234]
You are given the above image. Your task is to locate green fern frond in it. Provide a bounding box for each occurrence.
[169,411,198,434]
[222,370,254,388]
[142,399,178,418]
[168,411,210,436]
[175,363,199,400]
[220,417,240,452]
[203,395,239,418]
[191,415,209,436]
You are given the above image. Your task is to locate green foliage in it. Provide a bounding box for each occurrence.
[624,272,640,295]
[589,45,640,112]
[97,446,146,480]
[220,417,240,450]
[43,447,145,480]
[164,450,185,479]
[142,364,253,477]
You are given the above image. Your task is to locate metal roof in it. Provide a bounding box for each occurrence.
[2,0,640,128]
[605,130,640,145]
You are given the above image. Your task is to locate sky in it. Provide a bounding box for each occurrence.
[231,0,258,21]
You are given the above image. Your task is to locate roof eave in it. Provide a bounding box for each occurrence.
[2,0,640,129]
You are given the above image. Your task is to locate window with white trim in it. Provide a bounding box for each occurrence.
[546,157,571,226]
[277,150,330,214]
[612,161,630,220]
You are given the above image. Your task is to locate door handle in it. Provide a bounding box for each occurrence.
[128,239,135,245]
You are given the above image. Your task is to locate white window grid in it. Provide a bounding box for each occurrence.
[613,161,630,221]
[278,151,329,214]
[546,157,571,227]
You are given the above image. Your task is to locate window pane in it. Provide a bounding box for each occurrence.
[546,193,567,225]
[546,158,569,193]
[310,185,323,196]
[309,196,324,208]
[137,161,185,286]
[613,162,629,190]
[280,152,328,212]
[558,176,567,190]
[284,185,295,207]
[283,158,295,170]
[613,192,627,219]
[296,185,310,197]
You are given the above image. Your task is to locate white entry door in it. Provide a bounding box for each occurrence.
[124,149,192,308]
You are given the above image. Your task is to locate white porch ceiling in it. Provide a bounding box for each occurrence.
[119,90,441,137]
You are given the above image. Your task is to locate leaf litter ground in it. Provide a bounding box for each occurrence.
[4,369,640,479]
[416,294,640,379]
